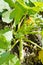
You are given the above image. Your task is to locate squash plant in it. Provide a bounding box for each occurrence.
[0,0,43,65]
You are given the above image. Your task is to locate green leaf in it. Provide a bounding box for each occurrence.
[15,32,24,39]
[0,0,11,12]
[0,28,13,49]
[39,0,43,2]
[34,2,43,7]
[25,0,35,7]
[3,31,13,42]
[0,35,9,49]
[0,52,20,65]
[10,0,42,23]
[30,0,43,2]
[9,55,20,65]
[10,1,26,25]
[4,0,15,8]
[0,52,11,65]
[0,27,10,34]
[2,11,13,23]
[41,30,43,37]
[28,9,36,15]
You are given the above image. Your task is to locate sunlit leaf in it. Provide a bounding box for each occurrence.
[4,0,15,8]
[0,27,10,34]
[0,0,11,12]
[0,52,10,65]
[2,11,13,23]
[0,52,20,65]
[3,31,13,41]
[10,1,26,25]
[34,2,43,7]
[9,55,20,65]
[0,35,9,49]
[0,29,13,49]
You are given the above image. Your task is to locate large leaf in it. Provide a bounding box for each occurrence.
[2,11,13,23]
[25,0,35,7]
[0,28,13,41]
[38,0,43,2]
[10,1,26,25]
[0,52,20,65]
[4,0,15,8]
[0,52,10,65]
[0,0,11,12]
[0,27,10,34]
[0,35,9,49]
[30,0,43,2]
[10,0,42,25]
[0,28,13,49]
[34,2,43,7]
[3,31,13,41]
[9,55,20,65]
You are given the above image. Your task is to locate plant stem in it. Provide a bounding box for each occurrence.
[19,39,23,62]
[8,40,19,51]
[24,38,43,50]
[28,31,41,35]
[18,14,26,31]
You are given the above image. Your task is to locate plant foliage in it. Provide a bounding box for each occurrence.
[0,0,43,65]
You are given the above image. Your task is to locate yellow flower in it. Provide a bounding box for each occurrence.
[26,17,34,25]
[38,50,43,64]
